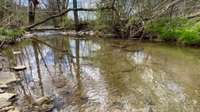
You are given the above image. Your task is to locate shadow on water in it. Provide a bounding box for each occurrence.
[2,34,200,112]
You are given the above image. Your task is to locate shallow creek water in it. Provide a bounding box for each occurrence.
[1,34,200,112]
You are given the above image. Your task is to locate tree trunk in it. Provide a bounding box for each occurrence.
[28,0,37,25]
[73,0,79,31]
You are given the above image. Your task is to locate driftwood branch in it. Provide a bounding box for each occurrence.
[25,7,114,30]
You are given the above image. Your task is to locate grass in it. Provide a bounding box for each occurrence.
[145,17,200,45]
[0,27,25,41]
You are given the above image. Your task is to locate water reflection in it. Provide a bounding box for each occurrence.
[2,35,200,112]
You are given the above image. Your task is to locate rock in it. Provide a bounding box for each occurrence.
[13,51,21,55]
[111,108,122,112]
[0,93,17,101]
[0,89,5,93]
[0,72,18,86]
[33,96,52,106]
[59,90,70,95]
[80,96,89,102]
[0,99,11,109]
[53,77,67,88]
[12,65,26,71]
[0,93,17,109]
[24,33,34,38]
[0,106,15,112]
[33,96,54,111]
[0,84,8,89]
[41,104,54,111]
[0,64,2,71]
[89,31,95,36]
[8,107,20,112]
[0,56,7,62]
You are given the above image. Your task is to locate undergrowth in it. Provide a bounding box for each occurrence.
[145,17,200,45]
[0,27,25,41]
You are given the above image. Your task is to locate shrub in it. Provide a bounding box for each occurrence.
[145,17,200,45]
[0,27,25,41]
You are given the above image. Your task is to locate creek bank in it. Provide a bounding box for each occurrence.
[0,28,179,50]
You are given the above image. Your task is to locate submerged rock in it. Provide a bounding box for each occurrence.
[0,98,12,110]
[32,96,54,111]
[80,96,89,102]
[0,106,19,112]
[0,72,18,86]
[0,93,17,109]
[33,96,52,106]
[7,107,20,112]
[12,65,26,71]
[0,106,15,112]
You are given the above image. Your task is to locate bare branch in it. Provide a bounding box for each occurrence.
[25,7,114,30]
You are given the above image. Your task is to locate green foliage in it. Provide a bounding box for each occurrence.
[59,17,74,29]
[146,17,200,45]
[0,27,25,41]
[177,29,200,45]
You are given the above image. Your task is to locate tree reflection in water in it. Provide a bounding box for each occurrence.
[2,35,200,112]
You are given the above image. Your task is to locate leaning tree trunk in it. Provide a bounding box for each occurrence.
[73,0,79,31]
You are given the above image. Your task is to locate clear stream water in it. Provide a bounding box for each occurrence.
[2,34,200,112]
